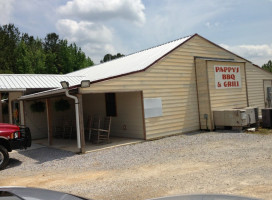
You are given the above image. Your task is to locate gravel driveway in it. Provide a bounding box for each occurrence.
[1,131,272,200]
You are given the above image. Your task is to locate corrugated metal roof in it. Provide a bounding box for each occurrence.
[13,35,194,100]
[0,74,84,90]
[68,35,193,83]
[1,35,192,92]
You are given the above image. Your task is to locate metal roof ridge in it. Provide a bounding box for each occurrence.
[67,34,194,75]
[120,34,193,57]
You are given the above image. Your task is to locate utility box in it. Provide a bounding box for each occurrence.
[213,107,259,130]
[262,108,272,128]
[244,107,257,124]
[213,109,247,128]
[254,107,260,128]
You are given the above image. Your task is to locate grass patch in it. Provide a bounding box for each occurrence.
[246,127,272,135]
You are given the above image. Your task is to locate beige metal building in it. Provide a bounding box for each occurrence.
[16,34,272,152]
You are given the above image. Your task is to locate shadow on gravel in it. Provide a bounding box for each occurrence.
[213,130,243,134]
[182,131,204,136]
[182,130,243,136]
[18,147,75,164]
[7,158,22,169]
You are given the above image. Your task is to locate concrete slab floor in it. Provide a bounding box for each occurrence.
[33,137,143,153]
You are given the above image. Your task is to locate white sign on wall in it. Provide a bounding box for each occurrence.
[144,98,163,118]
[214,65,242,89]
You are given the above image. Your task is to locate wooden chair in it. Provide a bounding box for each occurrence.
[96,116,112,144]
[89,116,111,144]
[54,126,64,138]
[62,120,73,139]
[88,115,100,141]
[54,119,73,139]
[54,119,64,138]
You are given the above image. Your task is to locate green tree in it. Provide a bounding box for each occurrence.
[43,33,94,74]
[100,53,124,63]
[15,40,32,73]
[43,33,59,53]
[43,33,59,73]
[262,60,272,72]
[0,25,93,74]
[0,24,20,73]
[20,33,46,74]
[31,39,46,74]
[70,44,94,72]
[45,52,58,73]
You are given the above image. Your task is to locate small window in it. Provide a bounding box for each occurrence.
[105,93,117,116]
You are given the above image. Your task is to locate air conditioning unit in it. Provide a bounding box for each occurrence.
[213,109,247,128]
[244,107,256,124]
[213,107,258,129]
[262,108,272,128]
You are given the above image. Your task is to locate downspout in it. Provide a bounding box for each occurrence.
[64,89,81,150]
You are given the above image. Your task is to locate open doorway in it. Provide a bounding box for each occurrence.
[264,80,272,108]
[1,92,9,123]
[12,100,20,125]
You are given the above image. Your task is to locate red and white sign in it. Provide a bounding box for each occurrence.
[214,65,241,89]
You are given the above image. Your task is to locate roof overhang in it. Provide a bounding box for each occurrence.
[19,88,67,101]
[0,89,26,92]
[79,88,143,94]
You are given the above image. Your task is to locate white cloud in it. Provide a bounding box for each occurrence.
[205,21,220,28]
[56,0,146,63]
[221,43,272,66]
[56,19,113,43]
[56,19,116,63]
[0,0,14,24]
[57,0,145,25]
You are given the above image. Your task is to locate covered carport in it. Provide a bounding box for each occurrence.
[19,85,146,153]
[0,74,84,128]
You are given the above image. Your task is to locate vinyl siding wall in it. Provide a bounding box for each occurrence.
[83,93,106,120]
[113,92,144,139]
[246,63,272,112]
[80,35,272,139]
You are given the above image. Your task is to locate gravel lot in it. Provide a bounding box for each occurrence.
[1,131,272,200]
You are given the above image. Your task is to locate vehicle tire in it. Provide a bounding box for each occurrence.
[0,145,9,170]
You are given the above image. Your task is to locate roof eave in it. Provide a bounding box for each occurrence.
[19,88,66,101]
[0,89,26,92]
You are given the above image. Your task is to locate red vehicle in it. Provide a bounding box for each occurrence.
[0,123,31,170]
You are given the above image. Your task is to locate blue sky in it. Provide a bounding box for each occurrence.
[0,0,271,65]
